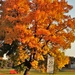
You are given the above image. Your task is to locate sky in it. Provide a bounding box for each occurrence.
[65,0,75,57]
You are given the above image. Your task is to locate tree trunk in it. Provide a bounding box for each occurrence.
[23,68,30,75]
[23,59,32,75]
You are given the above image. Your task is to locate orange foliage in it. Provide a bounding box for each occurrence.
[31,60,38,69]
[0,0,75,72]
[50,48,70,69]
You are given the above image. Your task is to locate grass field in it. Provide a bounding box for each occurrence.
[0,69,75,75]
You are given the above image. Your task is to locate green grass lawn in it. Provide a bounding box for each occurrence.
[0,69,75,75]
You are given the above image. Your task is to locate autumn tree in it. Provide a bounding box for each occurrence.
[0,0,75,75]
